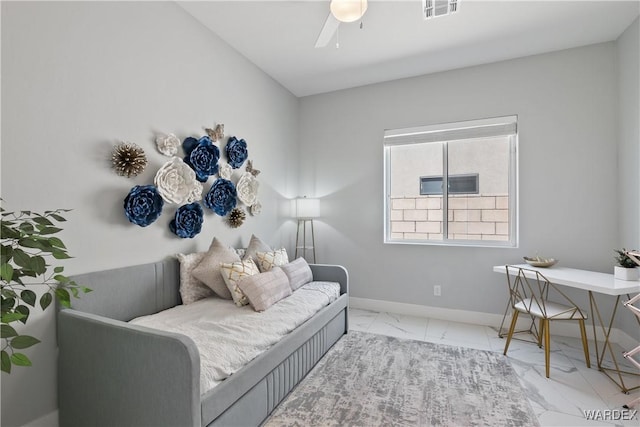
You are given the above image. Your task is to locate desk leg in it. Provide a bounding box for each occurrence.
[589,291,640,393]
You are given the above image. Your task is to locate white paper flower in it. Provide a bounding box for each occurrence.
[156,133,181,157]
[249,201,262,216]
[154,157,203,204]
[236,172,259,206]
[218,162,232,180]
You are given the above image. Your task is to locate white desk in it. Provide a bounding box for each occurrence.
[494,264,640,393]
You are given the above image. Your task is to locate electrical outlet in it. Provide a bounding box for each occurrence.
[434,285,441,296]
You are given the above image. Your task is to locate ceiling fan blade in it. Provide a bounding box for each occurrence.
[314,13,340,48]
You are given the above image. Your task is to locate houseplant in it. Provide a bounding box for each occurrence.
[1,204,90,373]
[614,249,640,281]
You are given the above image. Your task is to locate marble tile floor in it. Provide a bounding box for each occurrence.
[349,308,640,427]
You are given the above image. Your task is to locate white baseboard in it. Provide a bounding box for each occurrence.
[22,411,58,427]
[349,297,638,348]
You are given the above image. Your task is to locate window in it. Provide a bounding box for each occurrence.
[384,116,518,247]
[420,174,479,195]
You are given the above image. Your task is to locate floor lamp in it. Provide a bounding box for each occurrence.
[294,198,319,263]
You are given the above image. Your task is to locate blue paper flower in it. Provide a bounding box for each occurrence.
[123,185,164,227]
[204,178,237,216]
[225,136,248,169]
[170,202,204,238]
[183,136,220,182]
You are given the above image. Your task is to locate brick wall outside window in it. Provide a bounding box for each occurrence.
[390,194,509,241]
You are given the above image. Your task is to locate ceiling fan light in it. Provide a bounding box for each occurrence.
[330,0,368,23]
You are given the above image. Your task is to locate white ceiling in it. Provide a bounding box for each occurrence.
[178,1,640,97]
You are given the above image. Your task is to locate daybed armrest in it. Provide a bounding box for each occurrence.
[58,309,201,427]
[309,264,348,295]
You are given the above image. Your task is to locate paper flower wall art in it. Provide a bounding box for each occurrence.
[112,142,148,178]
[203,178,237,216]
[123,185,164,227]
[170,202,204,238]
[249,201,262,216]
[183,135,220,182]
[155,133,181,156]
[236,172,259,206]
[226,136,248,169]
[218,162,232,180]
[154,157,203,205]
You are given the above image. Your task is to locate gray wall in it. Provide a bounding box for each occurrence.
[0,2,299,426]
[617,18,640,249]
[299,42,622,320]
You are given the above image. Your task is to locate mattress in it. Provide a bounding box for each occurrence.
[130,281,340,394]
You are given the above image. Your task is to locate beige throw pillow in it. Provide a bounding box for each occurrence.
[243,234,272,264]
[220,259,260,306]
[176,252,214,304]
[281,257,313,291]
[255,248,289,272]
[237,267,292,312]
[191,238,240,299]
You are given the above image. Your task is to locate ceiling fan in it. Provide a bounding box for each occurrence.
[314,0,368,48]
[314,0,461,48]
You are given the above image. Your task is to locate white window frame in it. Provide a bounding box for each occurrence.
[383,116,519,248]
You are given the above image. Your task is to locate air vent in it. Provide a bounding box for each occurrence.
[423,0,460,20]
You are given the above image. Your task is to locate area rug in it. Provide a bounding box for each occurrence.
[264,331,539,427]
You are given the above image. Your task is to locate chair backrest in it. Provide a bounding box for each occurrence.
[504,265,585,320]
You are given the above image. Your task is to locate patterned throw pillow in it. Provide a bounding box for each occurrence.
[220,258,260,306]
[192,238,241,299]
[280,257,313,291]
[237,267,292,312]
[255,248,289,272]
[176,252,214,304]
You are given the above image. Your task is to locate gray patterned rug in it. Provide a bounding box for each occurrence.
[264,331,539,427]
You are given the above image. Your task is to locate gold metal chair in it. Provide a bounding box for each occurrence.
[502,265,591,378]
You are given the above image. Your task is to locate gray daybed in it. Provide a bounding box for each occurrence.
[57,258,349,427]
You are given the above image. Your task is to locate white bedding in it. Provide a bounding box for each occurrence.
[130,281,340,394]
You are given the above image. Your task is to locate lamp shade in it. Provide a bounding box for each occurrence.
[330,0,368,23]
[295,198,320,219]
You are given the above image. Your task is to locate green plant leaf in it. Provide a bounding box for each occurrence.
[11,335,41,349]
[32,216,53,226]
[30,256,46,275]
[39,293,53,310]
[18,238,45,250]
[0,263,14,282]
[1,225,20,240]
[1,351,11,373]
[18,222,35,234]
[54,274,69,283]
[53,266,64,273]
[15,305,30,324]
[10,352,32,366]
[0,245,13,264]
[1,295,16,310]
[1,324,18,338]
[1,312,25,323]
[12,248,31,269]
[49,237,66,249]
[20,289,37,307]
[51,249,71,260]
[49,213,67,222]
[55,288,71,308]
[37,226,62,235]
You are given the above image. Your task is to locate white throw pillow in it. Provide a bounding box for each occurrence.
[176,252,214,304]
[280,257,313,291]
[219,258,260,306]
[255,248,289,272]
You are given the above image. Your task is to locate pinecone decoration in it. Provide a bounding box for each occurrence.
[227,207,246,228]
[112,142,148,178]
